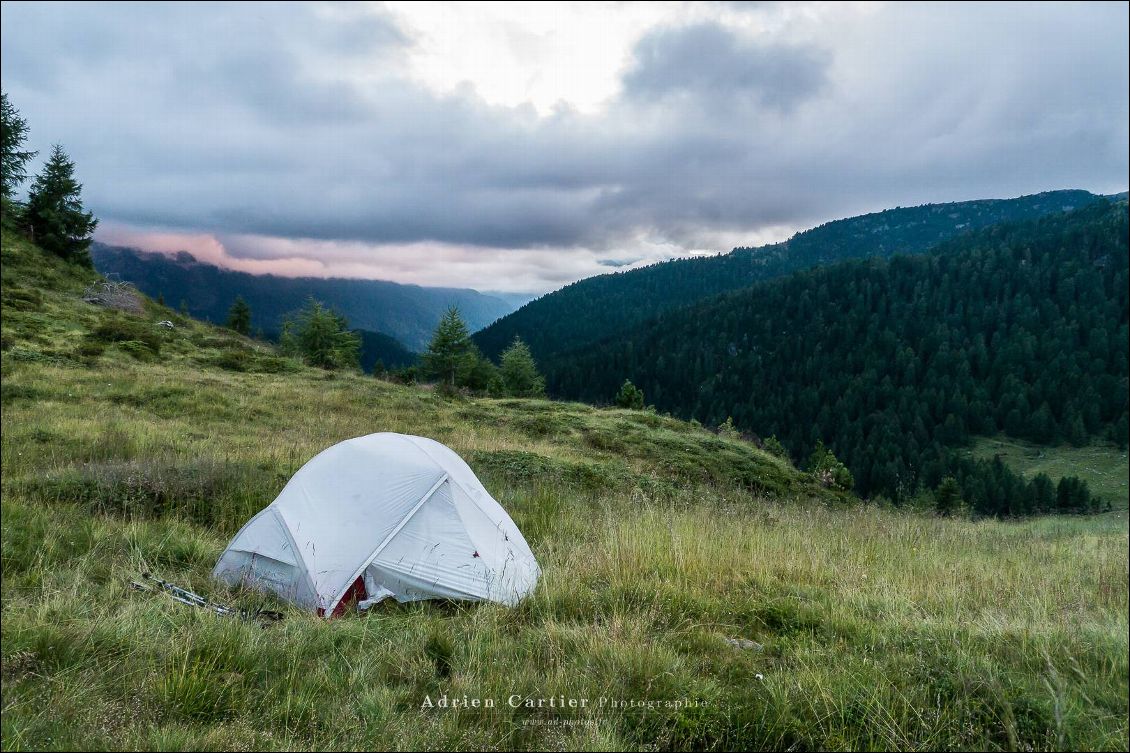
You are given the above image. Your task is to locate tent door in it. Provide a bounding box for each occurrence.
[358,568,396,611]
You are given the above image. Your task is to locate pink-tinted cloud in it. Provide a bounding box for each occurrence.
[96,221,751,293]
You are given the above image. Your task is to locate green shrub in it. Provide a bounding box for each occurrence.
[117,339,159,362]
[0,286,43,311]
[74,340,105,358]
[88,314,162,356]
[207,348,298,374]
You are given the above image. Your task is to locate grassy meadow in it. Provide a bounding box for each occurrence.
[2,230,1128,750]
[970,437,1129,510]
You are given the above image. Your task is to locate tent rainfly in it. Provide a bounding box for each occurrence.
[213,433,540,617]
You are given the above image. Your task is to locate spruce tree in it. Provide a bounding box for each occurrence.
[934,476,963,516]
[421,307,475,389]
[498,336,545,397]
[717,416,740,439]
[283,298,360,370]
[24,144,97,266]
[1,92,36,215]
[806,440,854,491]
[464,347,500,394]
[615,379,645,409]
[762,435,789,461]
[227,296,252,335]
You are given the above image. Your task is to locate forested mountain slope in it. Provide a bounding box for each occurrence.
[548,201,1130,510]
[474,190,1113,362]
[91,243,514,351]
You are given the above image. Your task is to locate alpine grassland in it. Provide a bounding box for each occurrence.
[969,437,1129,510]
[2,228,1128,751]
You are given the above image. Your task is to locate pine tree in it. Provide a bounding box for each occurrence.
[761,435,790,461]
[615,379,644,409]
[1,92,36,215]
[718,416,741,439]
[807,440,854,491]
[934,476,963,516]
[498,336,545,397]
[227,296,252,336]
[1031,473,1056,513]
[24,144,97,266]
[464,347,500,394]
[421,307,475,389]
[282,298,360,370]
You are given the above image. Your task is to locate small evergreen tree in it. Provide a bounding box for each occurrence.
[281,298,360,370]
[1,92,36,217]
[1114,414,1129,450]
[762,434,789,460]
[615,379,644,409]
[24,144,97,266]
[498,336,545,397]
[372,358,387,378]
[464,347,500,394]
[1030,472,1056,513]
[934,476,963,516]
[226,296,252,335]
[717,416,740,439]
[421,307,475,389]
[806,439,854,491]
[394,364,419,385]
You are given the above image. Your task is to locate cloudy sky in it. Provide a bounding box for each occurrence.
[2,1,1127,293]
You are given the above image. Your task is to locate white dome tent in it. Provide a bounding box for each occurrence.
[213,433,540,617]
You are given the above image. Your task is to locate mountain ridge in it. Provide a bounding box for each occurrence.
[473,189,1116,362]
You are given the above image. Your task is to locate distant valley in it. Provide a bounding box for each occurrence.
[91,243,518,364]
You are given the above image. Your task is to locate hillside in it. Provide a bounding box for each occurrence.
[90,243,514,352]
[2,229,1128,751]
[969,437,1129,509]
[354,328,418,371]
[548,202,1130,508]
[474,190,1114,362]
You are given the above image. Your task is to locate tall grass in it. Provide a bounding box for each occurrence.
[2,229,1128,750]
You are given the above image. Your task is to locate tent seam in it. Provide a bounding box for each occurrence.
[271,506,320,610]
[321,473,449,617]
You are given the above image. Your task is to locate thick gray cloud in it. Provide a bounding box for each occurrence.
[1,1,1126,292]
[623,22,830,111]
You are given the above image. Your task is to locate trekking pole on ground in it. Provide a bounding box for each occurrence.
[142,572,240,616]
[134,573,284,623]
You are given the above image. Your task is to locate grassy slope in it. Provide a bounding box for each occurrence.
[969,437,1129,510]
[1,229,1128,751]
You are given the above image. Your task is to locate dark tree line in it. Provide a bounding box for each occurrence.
[547,202,1128,515]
